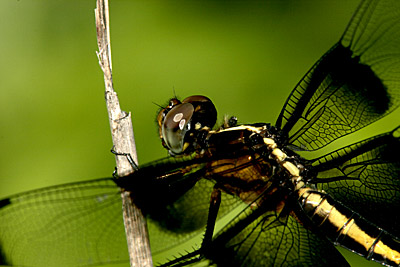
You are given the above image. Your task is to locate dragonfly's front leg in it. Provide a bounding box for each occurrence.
[201,187,222,251]
[158,186,222,267]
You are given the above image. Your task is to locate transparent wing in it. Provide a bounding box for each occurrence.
[0,156,242,267]
[276,0,400,151]
[0,178,129,267]
[310,126,400,237]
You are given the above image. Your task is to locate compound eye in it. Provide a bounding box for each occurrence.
[156,98,181,130]
[161,103,194,155]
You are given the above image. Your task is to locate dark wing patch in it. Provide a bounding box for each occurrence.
[276,0,400,151]
[148,178,241,258]
[118,156,242,261]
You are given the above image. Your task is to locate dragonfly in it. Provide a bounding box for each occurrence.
[1,0,400,266]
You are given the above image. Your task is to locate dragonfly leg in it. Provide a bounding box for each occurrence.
[110,146,138,170]
[201,187,222,251]
[157,187,222,267]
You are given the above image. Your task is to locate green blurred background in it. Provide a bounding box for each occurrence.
[1,0,398,266]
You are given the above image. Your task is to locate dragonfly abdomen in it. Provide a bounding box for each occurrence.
[298,188,400,266]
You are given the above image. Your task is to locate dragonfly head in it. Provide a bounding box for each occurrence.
[157,95,217,156]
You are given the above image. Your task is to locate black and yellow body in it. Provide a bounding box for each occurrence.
[299,188,400,266]
[1,0,400,266]
[119,121,399,266]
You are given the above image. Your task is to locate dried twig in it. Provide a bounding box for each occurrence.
[94,0,153,266]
